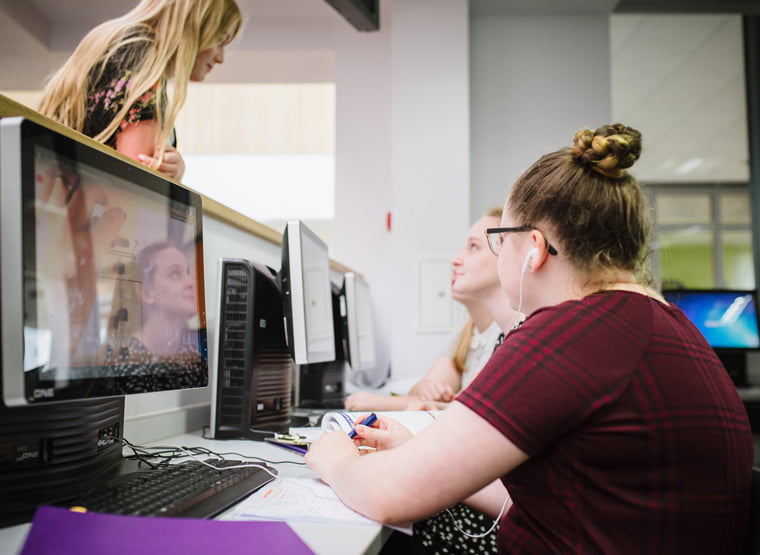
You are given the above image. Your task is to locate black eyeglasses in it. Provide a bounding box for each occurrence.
[485,226,559,256]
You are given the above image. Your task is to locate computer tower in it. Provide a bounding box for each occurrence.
[209,259,293,439]
[0,396,124,526]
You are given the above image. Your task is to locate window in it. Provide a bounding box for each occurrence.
[648,185,754,289]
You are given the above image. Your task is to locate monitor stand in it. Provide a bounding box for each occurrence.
[716,350,750,388]
[293,360,347,410]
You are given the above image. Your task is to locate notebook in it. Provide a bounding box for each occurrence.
[20,505,314,555]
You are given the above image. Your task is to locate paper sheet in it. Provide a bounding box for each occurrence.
[223,477,376,525]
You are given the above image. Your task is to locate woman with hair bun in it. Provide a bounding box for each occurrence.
[305,123,754,554]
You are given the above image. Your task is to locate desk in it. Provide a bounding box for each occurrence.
[0,430,392,555]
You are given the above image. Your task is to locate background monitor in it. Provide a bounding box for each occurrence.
[0,116,208,523]
[663,288,760,387]
[341,272,377,373]
[279,220,336,365]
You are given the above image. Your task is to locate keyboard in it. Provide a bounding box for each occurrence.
[65,459,276,519]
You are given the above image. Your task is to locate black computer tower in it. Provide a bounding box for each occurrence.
[209,259,293,439]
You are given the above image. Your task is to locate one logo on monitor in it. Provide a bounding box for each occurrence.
[32,388,55,399]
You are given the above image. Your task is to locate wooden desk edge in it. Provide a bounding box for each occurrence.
[0,94,359,277]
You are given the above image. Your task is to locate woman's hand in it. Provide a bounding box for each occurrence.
[344,391,378,411]
[351,414,414,451]
[410,379,455,402]
[304,430,361,485]
[138,144,185,181]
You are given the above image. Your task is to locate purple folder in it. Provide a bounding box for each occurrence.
[20,506,315,555]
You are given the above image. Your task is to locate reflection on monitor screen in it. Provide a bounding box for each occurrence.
[663,289,760,349]
[2,117,208,406]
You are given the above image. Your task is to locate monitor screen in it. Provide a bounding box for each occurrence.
[1,117,208,406]
[342,272,376,372]
[279,220,335,365]
[662,289,760,350]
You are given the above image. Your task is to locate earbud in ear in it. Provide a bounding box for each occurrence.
[522,247,539,274]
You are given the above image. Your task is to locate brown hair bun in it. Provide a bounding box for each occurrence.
[570,123,642,178]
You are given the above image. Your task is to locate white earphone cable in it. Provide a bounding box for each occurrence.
[446,493,511,539]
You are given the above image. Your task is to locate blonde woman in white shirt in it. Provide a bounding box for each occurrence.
[345,209,518,412]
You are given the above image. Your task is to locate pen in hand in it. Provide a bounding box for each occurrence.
[348,413,378,439]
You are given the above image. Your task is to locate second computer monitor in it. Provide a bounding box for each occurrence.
[342,272,376,373]
[663,288,760,387]
[279,220,336,365]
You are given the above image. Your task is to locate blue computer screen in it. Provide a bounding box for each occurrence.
[663,290,760,350]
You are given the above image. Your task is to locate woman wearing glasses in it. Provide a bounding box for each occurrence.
[305,123,753,553]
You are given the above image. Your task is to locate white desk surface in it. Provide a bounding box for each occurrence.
[0,430,393,555]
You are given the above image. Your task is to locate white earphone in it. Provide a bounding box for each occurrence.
[512,247,540,331]
[522,247,539,274]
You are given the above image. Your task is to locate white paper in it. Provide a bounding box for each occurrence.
[224,477,376,525]
[223,477,412,534]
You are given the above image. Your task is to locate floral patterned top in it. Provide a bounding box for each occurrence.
[102,331,207,394]
[83,29,163,148]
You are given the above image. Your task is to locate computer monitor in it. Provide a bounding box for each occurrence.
[279,220,336,365]
[0,116,208,524]
[662,289,760,387]
[341,272,377,373]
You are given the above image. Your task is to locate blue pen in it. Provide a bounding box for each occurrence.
[348,412,377,439]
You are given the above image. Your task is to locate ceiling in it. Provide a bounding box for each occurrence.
[468,0,753,184]
[0,0,754,184]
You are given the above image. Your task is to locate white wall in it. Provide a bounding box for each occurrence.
[387,0,471,380]
[469,14,613,221]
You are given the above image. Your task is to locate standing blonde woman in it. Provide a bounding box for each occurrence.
[38,0,242,180]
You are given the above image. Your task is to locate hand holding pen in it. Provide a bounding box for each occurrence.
[347,413,414,451]
[348,413,378,439]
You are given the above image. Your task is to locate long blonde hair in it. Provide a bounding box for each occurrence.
[452,318,475,374]
[38,0,242,160]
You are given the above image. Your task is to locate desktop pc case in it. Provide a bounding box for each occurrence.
[210,258,293,439]
[0,395,125,526]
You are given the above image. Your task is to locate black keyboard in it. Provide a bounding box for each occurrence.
[66,459,276,518]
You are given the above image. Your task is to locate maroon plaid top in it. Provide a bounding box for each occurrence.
[458,290,753,554]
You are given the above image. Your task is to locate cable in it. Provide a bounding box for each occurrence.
[119,437,307,468]
[175,447,344,502]
[446,494,510,539]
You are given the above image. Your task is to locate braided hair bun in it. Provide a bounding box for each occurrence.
[570,123,642,178]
